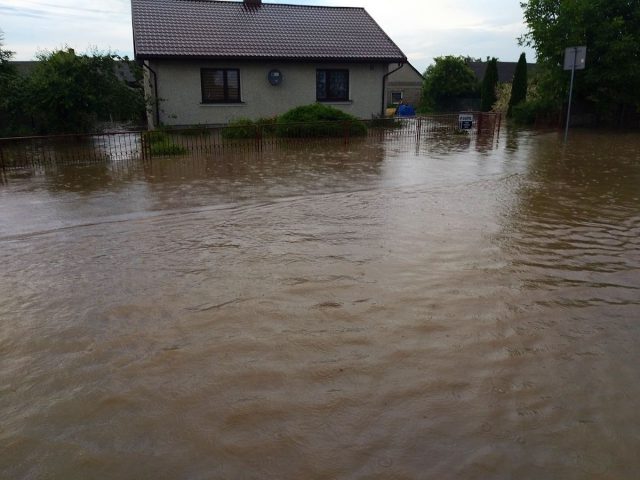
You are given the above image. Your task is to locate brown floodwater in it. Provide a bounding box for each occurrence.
[1,130,639,479]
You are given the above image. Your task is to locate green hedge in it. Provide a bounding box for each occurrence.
[221,117,279,139]
[221,118,258,139]
[150,140,187,156]
[256,116,278,136]
[144,130,187,155]
[511,98,558,125]
[220,105,366,139]
[275,104,367,138]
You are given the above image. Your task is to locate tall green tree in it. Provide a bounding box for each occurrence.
[420,56,478,112]
[27,48,145,133]
[508,53,528,117]
[520,0,640,122]
[480,58,499,112]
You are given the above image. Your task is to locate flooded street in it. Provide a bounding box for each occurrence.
[1,130,639,479]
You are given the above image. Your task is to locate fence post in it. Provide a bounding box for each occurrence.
[0,140,5,171]
[140,132,146,160]
[141,131,152,161]
[255,124,262,150]
[477,112,484,135]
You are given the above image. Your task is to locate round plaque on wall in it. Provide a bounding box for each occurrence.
[268,69,283,86]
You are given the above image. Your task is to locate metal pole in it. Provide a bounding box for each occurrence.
[564,47,577,143]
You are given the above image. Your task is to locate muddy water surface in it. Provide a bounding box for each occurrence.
[1,131,639,479]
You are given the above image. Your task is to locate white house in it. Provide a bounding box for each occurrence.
[131,0,407,128]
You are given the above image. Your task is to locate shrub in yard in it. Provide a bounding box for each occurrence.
[144,130,187,155]
[275,103,367,138]
[510,98,558,125]
[150,140,187,156]
[255,116,278,136]
[221,118,258,139]
[145,130,169,143]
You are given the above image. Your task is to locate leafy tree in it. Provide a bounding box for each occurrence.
[0,29,24,136]
[508,53,528,117]
[26,48,145,133]
[520,0,640,123]
[420,56,478,112]
[0,30,14,96]
[0,30,14,70]
[480,58,499,112]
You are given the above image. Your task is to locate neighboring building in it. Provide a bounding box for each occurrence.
[467,61,537,84]
[385,63,424,108]
[131,0,407,128]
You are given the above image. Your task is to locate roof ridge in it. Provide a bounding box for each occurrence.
[168,0,367,10]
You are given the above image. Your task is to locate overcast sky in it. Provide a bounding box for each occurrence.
[0,0,535,72]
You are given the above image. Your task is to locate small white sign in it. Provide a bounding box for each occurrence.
[564,46,587,70]
[458,114,473,130]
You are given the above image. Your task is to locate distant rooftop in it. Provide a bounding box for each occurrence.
[131,0,407,62]
[467,61,537,83]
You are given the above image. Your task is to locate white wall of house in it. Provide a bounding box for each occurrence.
[144,60,388,128]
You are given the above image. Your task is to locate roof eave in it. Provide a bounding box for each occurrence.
[135,54,407,64]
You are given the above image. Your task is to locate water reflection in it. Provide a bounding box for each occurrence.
[505,126,522,153]
[1,132,143,168]
[44,163,141,194]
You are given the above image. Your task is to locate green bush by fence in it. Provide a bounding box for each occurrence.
[221,118,258,140]
[218,105,366,139]
[275,104,367,138]
[144,130,187,156]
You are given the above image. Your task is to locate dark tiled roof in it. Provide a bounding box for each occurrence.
[131,0,406,62]
[467,61,537,83]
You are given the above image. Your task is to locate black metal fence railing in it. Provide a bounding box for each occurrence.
[0,113,500,171]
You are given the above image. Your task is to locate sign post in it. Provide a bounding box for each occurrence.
[563,46,587,143]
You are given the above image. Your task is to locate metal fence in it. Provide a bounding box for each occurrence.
[0,113,500,171]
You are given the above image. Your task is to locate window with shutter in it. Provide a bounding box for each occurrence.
[201,69,241,103]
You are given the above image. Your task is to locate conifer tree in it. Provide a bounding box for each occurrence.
[480,58,499,112]
[508,53,528,117]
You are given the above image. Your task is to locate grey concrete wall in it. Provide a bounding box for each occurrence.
[146,60,388,127]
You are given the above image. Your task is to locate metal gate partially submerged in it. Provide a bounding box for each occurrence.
[0,113,500,171]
